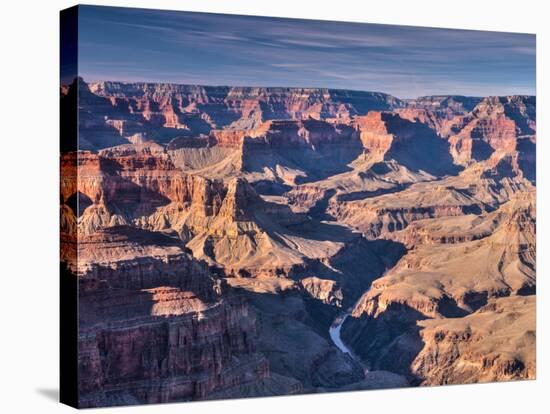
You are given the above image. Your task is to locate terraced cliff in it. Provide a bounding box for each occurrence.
[61,78,536,406]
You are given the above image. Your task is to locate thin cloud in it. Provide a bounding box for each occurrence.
[77,5,536,98]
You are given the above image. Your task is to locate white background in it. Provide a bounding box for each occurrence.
[0,0,548,412]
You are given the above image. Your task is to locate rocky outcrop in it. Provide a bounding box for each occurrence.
[236,118,364,185]
[328,182,486,239]
[63,78,536,405]
[329,149,534,239]
[186,177,320,277]
[72,226,300,407]
[443,96,536,167]
[411,295,535,385]
[210,121,272,148]
[356,190,534,314]
[341,191,535,382]
[406,95,482,114]
[78,288,275,407]
[79,80,403,150]
[300,277,343,306]
[61,147,228,236]
[352,111,458,176]
[353,112,395,156]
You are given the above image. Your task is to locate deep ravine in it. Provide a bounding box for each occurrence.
[329,286,373,370]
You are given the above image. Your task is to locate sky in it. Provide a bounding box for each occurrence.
[75,5,536,99]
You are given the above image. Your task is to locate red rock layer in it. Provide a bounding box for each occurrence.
[444,96,536,165]
[72,226,278,407]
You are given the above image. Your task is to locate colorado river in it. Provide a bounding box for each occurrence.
[329,313,353,355]
[329,284,376,369]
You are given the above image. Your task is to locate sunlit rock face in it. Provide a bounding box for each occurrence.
[61,79,536,406]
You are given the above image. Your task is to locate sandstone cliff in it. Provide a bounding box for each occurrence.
[63,79,536,405]
[341,191,535,382]
[72,226,300,407]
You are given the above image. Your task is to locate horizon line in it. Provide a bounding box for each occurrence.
[69,77,536,101]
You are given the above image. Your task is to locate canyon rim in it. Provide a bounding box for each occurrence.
[60,5,536,408]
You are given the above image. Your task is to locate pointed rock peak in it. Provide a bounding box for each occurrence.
[219,177,262,220]
[227,177,262,204]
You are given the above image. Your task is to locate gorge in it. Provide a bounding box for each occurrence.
[61,78,536,406]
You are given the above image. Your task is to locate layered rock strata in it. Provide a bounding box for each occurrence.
[61,79,536,405]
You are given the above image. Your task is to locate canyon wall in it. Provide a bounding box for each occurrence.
[62,78,536,406]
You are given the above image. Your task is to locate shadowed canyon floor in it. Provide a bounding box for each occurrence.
[61,79,536,406]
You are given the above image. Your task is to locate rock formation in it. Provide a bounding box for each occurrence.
[340,191,535,382]
[73,227,298,407]
[61,78,536,406]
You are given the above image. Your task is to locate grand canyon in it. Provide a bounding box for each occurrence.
[60,77,536,407]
